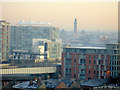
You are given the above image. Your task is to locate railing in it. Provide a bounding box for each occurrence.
[0,67,56,74]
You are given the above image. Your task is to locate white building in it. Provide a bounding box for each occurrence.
[32,39,61,61]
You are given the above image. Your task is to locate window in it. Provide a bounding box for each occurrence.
[66,65,71,68]
[74,65,76,68]
[65,69,71,73]
[79,54,86,59]
[79,65,82,69]
[74,70,76,73]
[99,60,101,64]
[112,61,114,65]
[74,75,76,78]
[84,65,86,69]
[89,60,91,64]
[69,54,71,58]
[88,77,91,80]
[81,69,86,74]
[75,49,77,53]
[94,56,96,59]
[74,55,76,58]
[89,71,91,74]
[94,66,96,69]
[112,66,114,70]
[74,60,76,63]
[94,60,96,64]
[79,75,86,80]
[117,67,119,70]
[80,59,86,64]
[65,53,67,58]
[97,71,99,75]
[117,61,119,65]
[52,44,56,47]
[66,59,71,63]
[94,71,96,74]
[89,65,91,69]
[89,55,91,59]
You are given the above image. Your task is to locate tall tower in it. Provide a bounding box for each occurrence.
[0,20,10,61]
[74,18,77,34]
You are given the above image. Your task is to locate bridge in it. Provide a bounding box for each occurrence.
[0,67,56,74]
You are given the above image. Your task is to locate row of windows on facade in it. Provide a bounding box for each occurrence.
[66,64,105,71]
[110,61,120,65]
[65,54,106,60]
[112,50,120,54]
[110,56,119,60]
[13,55,36,59]
[111,71,119,76]
[65,49,107,54]
[66,59,106,65]
[11,27,53,31]
[66,71,106,79]
[74,75,97,79]
[110,66,120,70]
[109,45,120,49]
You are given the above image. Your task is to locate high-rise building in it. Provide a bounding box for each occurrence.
[118,30,120,43]
[106,43,120,77]
[10,20,59,54]
[61,43,120,80]
[74,18,77,34]
[0,20,10,61]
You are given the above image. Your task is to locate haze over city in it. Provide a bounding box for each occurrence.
[0,1,120,89]
[1,2,118,31]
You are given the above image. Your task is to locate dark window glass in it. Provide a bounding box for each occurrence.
[89,60,91,64]
[74,60,76,63]
[89,71,91,74]
[74,74,76,78]
[89,55,91,58]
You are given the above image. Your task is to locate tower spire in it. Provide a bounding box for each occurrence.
[74,18,77,34]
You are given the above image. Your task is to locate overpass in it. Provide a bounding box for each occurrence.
[0,67,56,74]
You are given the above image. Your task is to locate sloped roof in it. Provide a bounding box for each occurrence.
[80,79,109,87]
[44,79,72,88]
[13,81,44,89]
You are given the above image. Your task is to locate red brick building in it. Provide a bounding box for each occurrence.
[61,46,112,80]
[0,20,10,61]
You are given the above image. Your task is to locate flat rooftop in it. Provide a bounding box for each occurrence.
[106,43,120,45]
[64,47,106,49]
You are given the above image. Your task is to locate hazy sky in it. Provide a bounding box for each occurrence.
[2,2,118,31]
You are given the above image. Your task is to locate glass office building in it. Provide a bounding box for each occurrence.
[10,20,59,53]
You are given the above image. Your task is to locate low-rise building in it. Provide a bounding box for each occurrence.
[32,39,61,60]
[12,50,40,60]
[106,43,120,77]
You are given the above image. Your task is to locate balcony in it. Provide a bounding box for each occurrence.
[65,72,71,75]
[79,55,86,59]
[65,65,71,69]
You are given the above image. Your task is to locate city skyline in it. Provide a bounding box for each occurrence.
[0,1,120,88]
[1,2,118,31]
